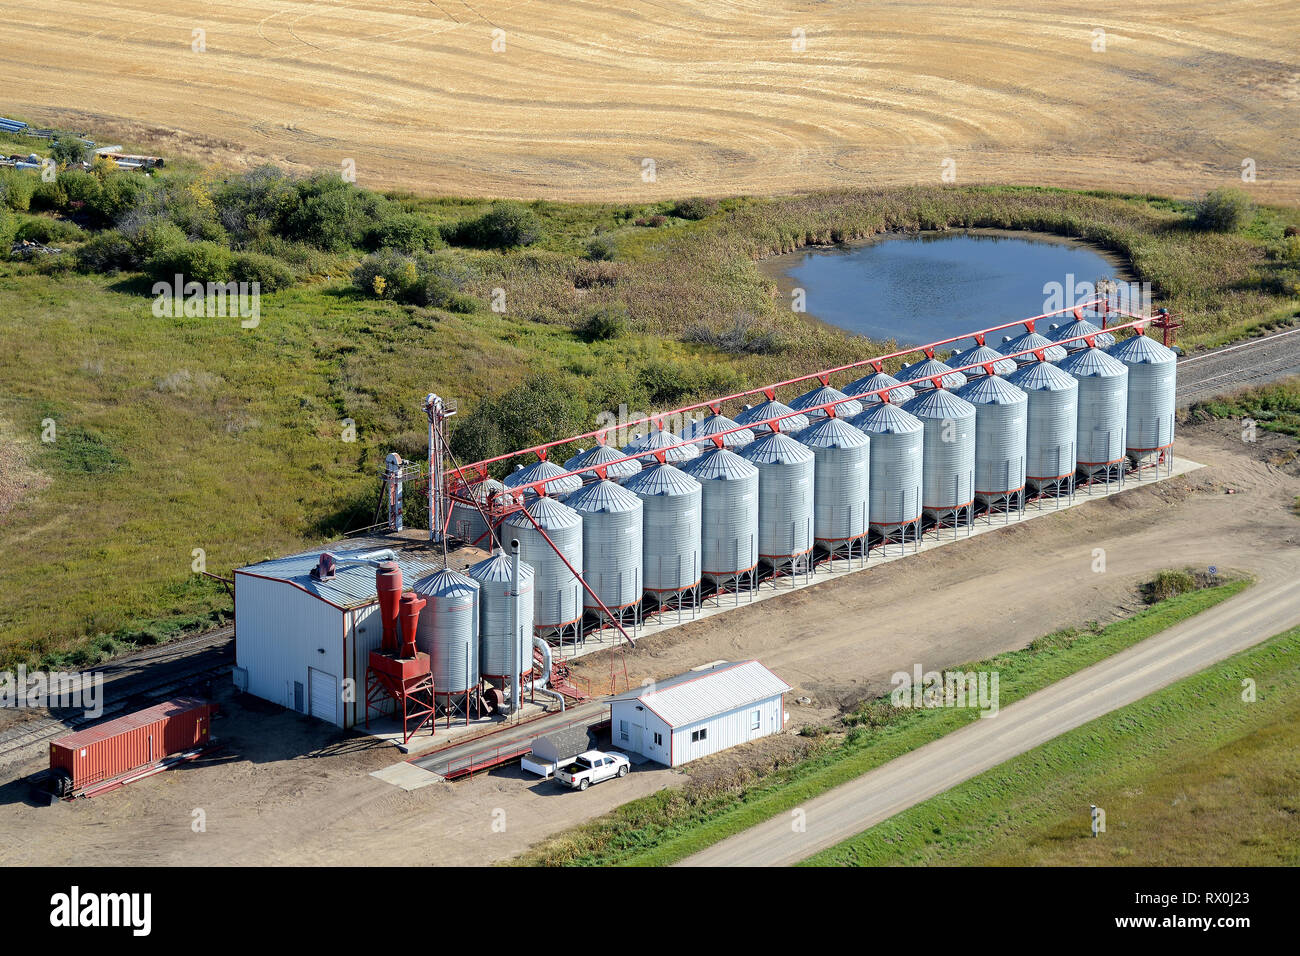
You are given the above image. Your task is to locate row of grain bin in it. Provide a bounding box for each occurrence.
[448,332,1174,649]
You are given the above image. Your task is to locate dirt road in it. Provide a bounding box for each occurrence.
[2,1,1296,201]
[681,564,1300,866]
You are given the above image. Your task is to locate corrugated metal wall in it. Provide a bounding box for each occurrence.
[669,696,785,766]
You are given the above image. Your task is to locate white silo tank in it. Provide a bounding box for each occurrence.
[790,383,862,422]
[503,459,582,498]
[735,398,809,437]
[739,432,815,572]
[564,444,641,483]
[565,479,644,615]
[795,416,870,558]
[449,477,503,549]
[501,496,583,632]
[1007,360,1080,492]
[901,388,977,524]
[466,551,534,686]
[954,374,1028,508]
[677,412,755,450]
[622,463,702,602]
[412,568,480,700]
[680,447,759,586]
[842,370,916,405]
[1106,333,1176,466]
[848,401,923,537]
[1057,346,1129,477]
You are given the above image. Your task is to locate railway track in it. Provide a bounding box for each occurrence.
[1,325,1294,775]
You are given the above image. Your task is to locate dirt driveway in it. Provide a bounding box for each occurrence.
[1,420,1294,865]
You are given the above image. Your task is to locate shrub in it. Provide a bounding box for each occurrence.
[231,250,295,291]
[127,219,188,262]
[353,249,476,310]
[366,211,443,253]
[76,230,137,272]
[84,172,149,228]
[281,173,389,252]
[1191,188,1252,232]
[0,168,36,211]
[144,240,235,285]
[213,165,299,243]
[671,197,718,220]
[1145,568,1199,603]
[14,216,84,245]
[682,312,783,354]
[353,249,420,299]
[49,137,86,167]
[29,179,68,212]
[453,202,542,248]
[57,169,102,210]
[580,302,629,341]
[119,178,225,243]
[584,234,617,261]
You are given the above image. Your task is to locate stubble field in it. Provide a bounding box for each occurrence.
[2,0,1298,200]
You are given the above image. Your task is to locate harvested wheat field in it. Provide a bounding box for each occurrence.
[2,1,1299,199]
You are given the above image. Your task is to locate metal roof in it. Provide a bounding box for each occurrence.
[622,462,701,497]
[503,460,582,496]
[680,446,758,481]
[565,478,642,514]
[609,660,791,728]
[796,416,870,449]
[677,413,755,449]
[898,358,967,390]
[948,344,1018,376]
[843,371,916,405]
[790,384,862,419]
[955,373,1028,406]
[235,544,442,610]
[735,399,809,433]
[1057,346,1128,378]
[1007,359,1079,392]
[1106,333,1176,365]
[848,400,923,434]
[999,331,1067,363]
[739,431,815,465]
[564,444,642,480]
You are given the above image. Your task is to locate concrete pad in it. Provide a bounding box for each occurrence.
[370,762,443,791]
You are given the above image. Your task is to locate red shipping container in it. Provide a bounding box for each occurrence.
[49,697,214,795]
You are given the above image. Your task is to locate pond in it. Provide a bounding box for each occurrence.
[765,230,1134,346]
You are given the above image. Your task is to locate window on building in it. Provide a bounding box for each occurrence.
[619,719,629,741]
[752,709,761,730]
[653,732,662,746]
[691,727,708,743]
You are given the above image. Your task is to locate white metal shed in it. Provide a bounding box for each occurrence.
[232,543,440,728]
[608,660,791,766]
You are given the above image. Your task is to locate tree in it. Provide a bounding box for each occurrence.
[49,138,86,168]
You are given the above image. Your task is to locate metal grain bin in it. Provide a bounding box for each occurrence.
[1057,347,1129,473]
[466,552,535,684]
[565,479,644,611]
[898,357,967,392]
[901,388,976,517]
[680,447,759,584]
[1006,360,1080,488]
[623,428,700,467]
[564,444,641,483]
[1106,333,1177,463]
[412,568,481,698]
[790,384,862,422]
[842,370,916,405]
[740,432,815,565]
[503,459,581,498]
[677,412,754,450]
[49,698,214,794]
[954,374,1028,502]
[1047,317,1116,351]
[848,402,923,531]
[622,463,702,596]
[449,477,503,549]
[999,330,1067,365]
[735,399,809,437]
[795,416,870,550]
[947,344,1018,377]
[501,496,583,629]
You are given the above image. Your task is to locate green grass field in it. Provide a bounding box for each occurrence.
[805,624,1300,867]
[3,162,1299,666]
[514,576,1249,866]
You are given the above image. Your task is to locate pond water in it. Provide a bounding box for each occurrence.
[768,231,1131,346]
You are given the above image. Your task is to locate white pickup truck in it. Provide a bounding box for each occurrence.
[555,750,630,790]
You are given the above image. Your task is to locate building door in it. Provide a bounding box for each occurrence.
[628,722,643,755]
[309,668,338,725]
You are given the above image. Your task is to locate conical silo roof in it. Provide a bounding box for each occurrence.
[735,399,809,435]
[680,445,759,481]
[564,443,641,481]
[677,412,755,450]
[412,566,479,599]
[789,384,862,420]
[849,400,923,435]
[796,415,870,449]
[466,550,535,585]
[897,358,967,391]
[1106,333,1176,365]
[999,331,1067,363]
[503,459,582,497]
[955,373,1028,406]
[843,371,916,405]
[1048,318,1116,350]
[622,462,700,497]
[1057,346,1128,378]
[901,386,977,420]
[507,493,581,530]
[564,477,642,514]
[623,428,700,465]
[948,344,1018,377]
[1007,360,1079,392]
[738,431,814,465]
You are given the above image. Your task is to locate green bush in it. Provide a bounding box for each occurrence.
[14,216,84,245]
[29,179,68,212]
[213,165,299,243]
[671,197,719,220]
[119,177,226,243]
[580,302,629,341]
[1146,569,1199,603]
[366,211,443,253]
[49,137,86,167]
[76,230,137,272]
[144,240,235,285]
[352,249,420,299]
[1191,188,1253,232]
[584,234,618,261]
[281,172,389,252]
[85,172,149,228]
[352,249,476,311]
[0,168,36,211]
[231,250,295,291]
[57,169,102,209]
[453,202,542,249]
